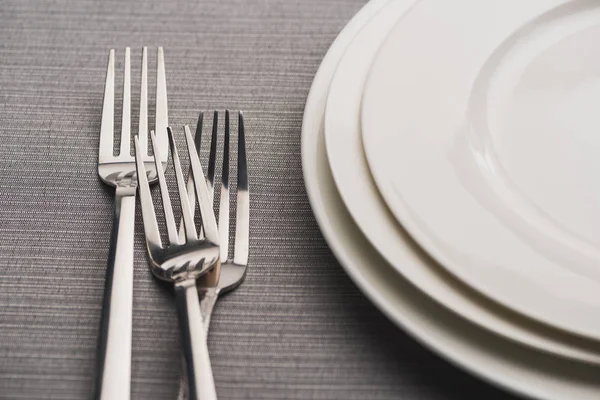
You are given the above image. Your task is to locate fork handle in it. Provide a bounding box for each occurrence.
[94,189,135,400]
[177,287,219,400]
[175,279,218,400]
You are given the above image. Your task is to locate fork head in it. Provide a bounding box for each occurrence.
[98,47,168,187]
[134,126,220,283]
[188,110,249,295]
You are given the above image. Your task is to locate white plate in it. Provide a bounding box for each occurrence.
[324,0,600,364]
[361,0,600,340]
[302,1,600,397]
[303,0,600,398]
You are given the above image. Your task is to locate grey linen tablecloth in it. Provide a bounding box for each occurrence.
[0,0,515,398]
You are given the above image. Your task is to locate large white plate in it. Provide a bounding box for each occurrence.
[361,0,600,340]
[302,0,600,398]
[324,0,600,363]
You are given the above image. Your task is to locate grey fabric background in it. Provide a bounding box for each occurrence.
[0,0,516,398]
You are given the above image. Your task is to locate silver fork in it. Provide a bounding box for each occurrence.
[134,126,221,400]
[178,110,250,400]
[95,47,168,400]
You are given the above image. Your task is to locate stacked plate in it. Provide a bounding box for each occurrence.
[302,0,600,398]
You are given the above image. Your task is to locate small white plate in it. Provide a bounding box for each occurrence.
[302,0,600,397]
[361,0,600,340]
[324,0,600,363]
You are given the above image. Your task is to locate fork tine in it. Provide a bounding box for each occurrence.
[178,112,204,243]
[169,127,197,242]
[193,111,204,156]
[184,125,219,245]
[218,110,231,262]
[155,47,169,162]
[138,47,148,156]
[99,49,115,163]
[134,135,162,250]
[233,111,249,266]
[207,111,219,198]
[151,129,179,245]
[120,48,131,158]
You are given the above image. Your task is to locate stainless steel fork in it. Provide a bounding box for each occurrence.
[178,110,250,400]
[95,47,168,400]
[134,126,221,400]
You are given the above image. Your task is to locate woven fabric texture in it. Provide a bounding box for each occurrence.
[0,0,514,398]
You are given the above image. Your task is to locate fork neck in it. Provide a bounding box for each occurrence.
[115,181,137,197]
